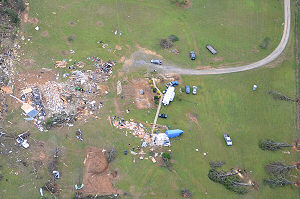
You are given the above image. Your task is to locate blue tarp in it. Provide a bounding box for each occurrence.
[27,109,38,118]
[165,129,184,138]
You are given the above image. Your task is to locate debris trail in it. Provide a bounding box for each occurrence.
[151,78,163,133]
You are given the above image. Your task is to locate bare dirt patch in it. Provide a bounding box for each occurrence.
[97,21,104,27]
[123,78,155,109]
[138,46,163,58]
[115,45,122,51]
[114,97,121,114]
[41,31,49,37]
[212,56,224,62]
[82,147,117,196]
[60,50,69,57]
[22,59,35,68]
[14,69,57,97]
[23,6,39,25]
[187,112,199,126]
[176,0,192,8]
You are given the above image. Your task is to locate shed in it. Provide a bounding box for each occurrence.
[165,129,184,138]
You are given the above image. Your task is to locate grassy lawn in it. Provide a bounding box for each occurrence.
[19,0,283,70]
[0,0,298,199]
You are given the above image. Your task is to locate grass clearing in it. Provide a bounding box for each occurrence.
[0,0,298,199]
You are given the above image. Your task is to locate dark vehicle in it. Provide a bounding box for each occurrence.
[190,51,196,60]
[206,45,217,55]
[151,59,162,65]
[185,85,190,94]
[159,114,168,119]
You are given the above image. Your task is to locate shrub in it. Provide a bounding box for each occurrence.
[168,34,179,42]
[259,37,271,49]
[154,96,159,100]
[153,88,157,93]
[14,0,25,11]
[6,9,20,24]
[160,38,173,49]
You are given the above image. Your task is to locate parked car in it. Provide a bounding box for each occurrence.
[192,86,197,95]
[206,45,217,55]
[190,51,196,60]
[151,59,162,65]
[185,85,190,94]
[224,134,232,146]
[171,81,179,86]
[159,114,168,119]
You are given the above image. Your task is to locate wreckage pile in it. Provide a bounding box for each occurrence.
[17,59,115,130]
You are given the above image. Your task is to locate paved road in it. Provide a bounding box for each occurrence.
[151,0,291,75]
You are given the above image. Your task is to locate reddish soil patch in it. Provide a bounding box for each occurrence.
[23,6,39,25]
[123,78,155,109]
[82,147,117,196]
[115,45,122,50]
[114,97,121,114]
[97,21,104,27]
[60,50,69,57]
[212,56,224,62]
[177,0,192,8]
[187,112,199,126]
[22,59,35,68]
[14,69,57,97]
[41,31,49,37]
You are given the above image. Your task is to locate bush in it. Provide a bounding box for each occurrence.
[160,38,173,49]
[259,37,271,49]
[162,152,171,160]
[153,88,157,93]
[14,0,25,11]
[168,34,179,42]
[154,96,159,100]
[68,35,75,42]
[5,9,20,24]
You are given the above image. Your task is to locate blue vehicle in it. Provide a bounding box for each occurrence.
[185,85,190,94]
[171,81,179,86]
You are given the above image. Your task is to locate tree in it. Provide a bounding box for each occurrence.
[160,39,173,49]
[209,161,225,168]
[259,139,293,151]
[264,177,294,188]
[208,169,250,194]
[265,162,297,176]
[153,88,157,93]
[161,152,172,170]
[105,148,117,163]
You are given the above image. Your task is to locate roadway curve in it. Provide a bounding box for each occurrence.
[153,0,291,75]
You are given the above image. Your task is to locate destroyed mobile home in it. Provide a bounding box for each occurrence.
[11,59,116,131]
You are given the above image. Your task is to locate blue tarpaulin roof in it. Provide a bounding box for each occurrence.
[165,129,184,138]
[27,109,38,118]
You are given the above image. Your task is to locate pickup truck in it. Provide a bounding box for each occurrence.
[224,134,232,146]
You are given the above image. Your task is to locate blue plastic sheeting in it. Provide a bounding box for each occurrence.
[165,129,184,138]
[27,109,38,118]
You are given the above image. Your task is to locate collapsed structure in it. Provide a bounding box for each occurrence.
[162,86,175,106]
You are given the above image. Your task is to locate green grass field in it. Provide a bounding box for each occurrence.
[20,0,284,70]
[0,0,299,199]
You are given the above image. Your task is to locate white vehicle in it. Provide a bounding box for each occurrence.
[224,134,232,146]
[192,86,197,95]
